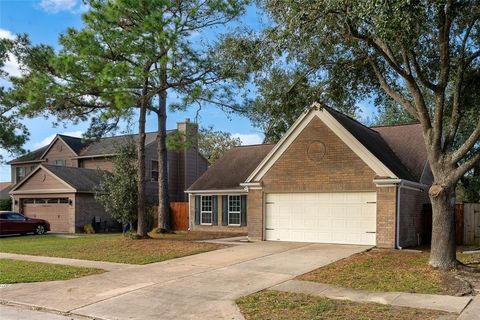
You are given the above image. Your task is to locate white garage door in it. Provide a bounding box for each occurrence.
[265,192,377,245]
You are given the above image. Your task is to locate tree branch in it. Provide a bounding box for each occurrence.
[451,120,480,164]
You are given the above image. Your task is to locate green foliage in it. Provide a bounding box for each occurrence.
[95,138,138,225]
[0,38,28,162]
[198,126,242,164]
[0,198,12,211]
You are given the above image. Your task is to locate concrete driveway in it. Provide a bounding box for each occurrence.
[0,241,369,320]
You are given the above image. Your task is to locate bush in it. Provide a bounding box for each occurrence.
[83,224,95,234]
[0,198,12,211]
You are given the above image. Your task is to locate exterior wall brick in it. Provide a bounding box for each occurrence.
[43,139,77,167]
[376,186,397,248]
[399,187,428,247]
[261,117,377,193]
[75,193,119,232]
[189,193,248,233]
[247,189,263,240]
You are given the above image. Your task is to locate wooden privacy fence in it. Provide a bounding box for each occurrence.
[423,203,480,245]
[170,202,189,231]
[463,203,480,245]
[151,202,189,231]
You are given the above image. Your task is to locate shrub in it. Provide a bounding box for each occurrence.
[83,224,95,234]
[0,198,12,211]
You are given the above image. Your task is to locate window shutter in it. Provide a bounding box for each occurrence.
[241,195,247,226]
[222,195,228,226]
[195,196,200,225]
[212,196,218,225]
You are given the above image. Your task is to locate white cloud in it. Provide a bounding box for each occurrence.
[0,28,21,78]
[39,0,77,13]
[232,133,263,146]
[33,130,83,149]
[0,28,15,40]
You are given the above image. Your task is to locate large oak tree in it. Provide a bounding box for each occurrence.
[222,0,479,270]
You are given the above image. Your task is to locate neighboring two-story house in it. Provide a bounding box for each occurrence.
[8,120,209,233]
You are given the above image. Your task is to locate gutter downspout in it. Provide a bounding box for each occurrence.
[396,181,405,250]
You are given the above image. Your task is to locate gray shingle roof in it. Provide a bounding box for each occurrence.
[9,131,175,164]
[188,144,275,191]
[42,164,104,192]
[373,123,427,181]
[325,107,417,181]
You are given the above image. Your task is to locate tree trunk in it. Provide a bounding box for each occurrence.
[157,57,170,231]
[157,91,170,230]
[429,183,457,270]
[136,100,148,237]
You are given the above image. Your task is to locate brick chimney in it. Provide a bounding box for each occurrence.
[176,118,198,148]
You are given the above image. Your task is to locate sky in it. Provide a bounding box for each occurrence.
[0,0,376,182]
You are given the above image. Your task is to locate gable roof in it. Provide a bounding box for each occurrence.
[8,130,175,164]
[373,123,427,181]
[78,131,167,157]
[42,165,103,192]
[325,108,416,181]
[187,144,275,191]
[10,164,104,193]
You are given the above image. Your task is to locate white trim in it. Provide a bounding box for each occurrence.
[227,195,241,226]
[10,189,74,195]
[9,165,77,194]
[186,189,247,194]
[246,103,398,183]
[373,178,426,190]
[200,195,213,225]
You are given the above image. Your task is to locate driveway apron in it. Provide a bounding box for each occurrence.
[0,242,369,320]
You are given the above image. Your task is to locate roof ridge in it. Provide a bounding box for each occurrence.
[233,143,273,148]
[323,106,381,135]
[370,122,421,128]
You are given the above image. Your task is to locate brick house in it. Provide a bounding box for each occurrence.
[8,120,208,233]
[187,104,432,248]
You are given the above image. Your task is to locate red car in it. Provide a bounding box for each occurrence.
[0,211,50,235]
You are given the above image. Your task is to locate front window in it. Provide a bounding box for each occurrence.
[15,167,26,182]
[54,159,65,166]
[151,160,159,181]
[228,195,241,226]
[201,195,213,225]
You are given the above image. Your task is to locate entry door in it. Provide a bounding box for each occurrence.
[265,192,377,245]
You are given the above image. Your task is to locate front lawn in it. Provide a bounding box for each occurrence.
[298,249,479,295]
[0,259,104,284]
[148,230,246,240]
[0,234,225,264]
[236,291,450,320]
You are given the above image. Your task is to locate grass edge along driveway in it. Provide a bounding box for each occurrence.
[0,259,104,284]
[0,233,226,265]
[236,290,451,320]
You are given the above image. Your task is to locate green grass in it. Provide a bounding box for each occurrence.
[236,291,449,320]
[298,249,444,294]
[0,234,224,264]
[0,259,104,284]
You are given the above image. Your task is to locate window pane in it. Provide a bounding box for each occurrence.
[229,212,240,225]
[47,198,59,203]
[22,199,34,204]
[54,160,65,166]
[228,195,241,212]
[201,212,212,224]
[59,198,69,204]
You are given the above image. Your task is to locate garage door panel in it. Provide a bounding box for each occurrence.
[265,192,376,245]
[23,200,70,233]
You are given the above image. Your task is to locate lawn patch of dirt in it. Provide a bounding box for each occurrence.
[0,259,104,284]
[0,234,225,264]
[236,290,452,320]
[298,249,480,296]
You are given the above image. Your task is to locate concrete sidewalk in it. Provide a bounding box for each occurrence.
[0,252,135,271]
[0,242,369,320]
[458,295,480,320]
[271,280,472,314]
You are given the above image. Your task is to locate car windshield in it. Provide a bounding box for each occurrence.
[8,213,25,221]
